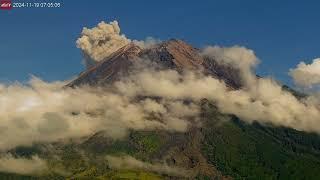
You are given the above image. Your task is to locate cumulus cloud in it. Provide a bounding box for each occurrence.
[0,75,197,150]
[289,58,320,88]
[0,154,47,175]
[106,155,192,177]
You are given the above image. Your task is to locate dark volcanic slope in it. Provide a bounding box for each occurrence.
[67,43,142,87]
[141,39,203,69]
[68,39,242,88]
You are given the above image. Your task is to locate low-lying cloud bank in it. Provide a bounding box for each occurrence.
[0,75,197,151]
[116,61,320,134]
[106,155,192,177]
[289,58,320,88]
[0,154,47,175]
[2,20,320,164]
[1,45,320,154]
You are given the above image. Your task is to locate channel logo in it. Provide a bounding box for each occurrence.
[0,0,12,10]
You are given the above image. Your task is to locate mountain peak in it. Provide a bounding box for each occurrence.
[68,43,142,87]
[68,39,241,88]
[141,39,203,69]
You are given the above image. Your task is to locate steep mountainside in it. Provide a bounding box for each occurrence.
[67,43,142,87]
[3,39,320,180]
[68,39,242,89]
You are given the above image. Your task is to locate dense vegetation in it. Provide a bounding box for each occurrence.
[2,103,320,179]
[1,131,167,180]
[201,103,320,180]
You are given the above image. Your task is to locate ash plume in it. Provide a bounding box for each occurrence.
[76,20,160,68]
[76,21,130,68]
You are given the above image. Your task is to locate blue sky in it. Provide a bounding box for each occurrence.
[1,0,320,86]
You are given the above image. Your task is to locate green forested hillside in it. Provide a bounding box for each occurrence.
[202,103,320,180]
[2,102,320,180]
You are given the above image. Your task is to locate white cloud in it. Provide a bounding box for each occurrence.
[289,58,320,88]
[0,75,197,150]
[114,54,320,134]
[201,45,259,86]
[132,37,162,49]
[106,155,192,177]
[0,154,47,175]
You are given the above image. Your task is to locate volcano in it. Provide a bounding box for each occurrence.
[68,39,242,89]
[4,39,320,180]
[56,39,320,180]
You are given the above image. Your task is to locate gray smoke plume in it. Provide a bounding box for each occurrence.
[76,21,130,68]
[76,20,161,68]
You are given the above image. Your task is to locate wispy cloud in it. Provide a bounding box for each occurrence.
[0,154,47,175]
[106,155,193,177]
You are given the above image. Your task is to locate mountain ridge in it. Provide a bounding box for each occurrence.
[3,39,320,180]
[68,39,242,89]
